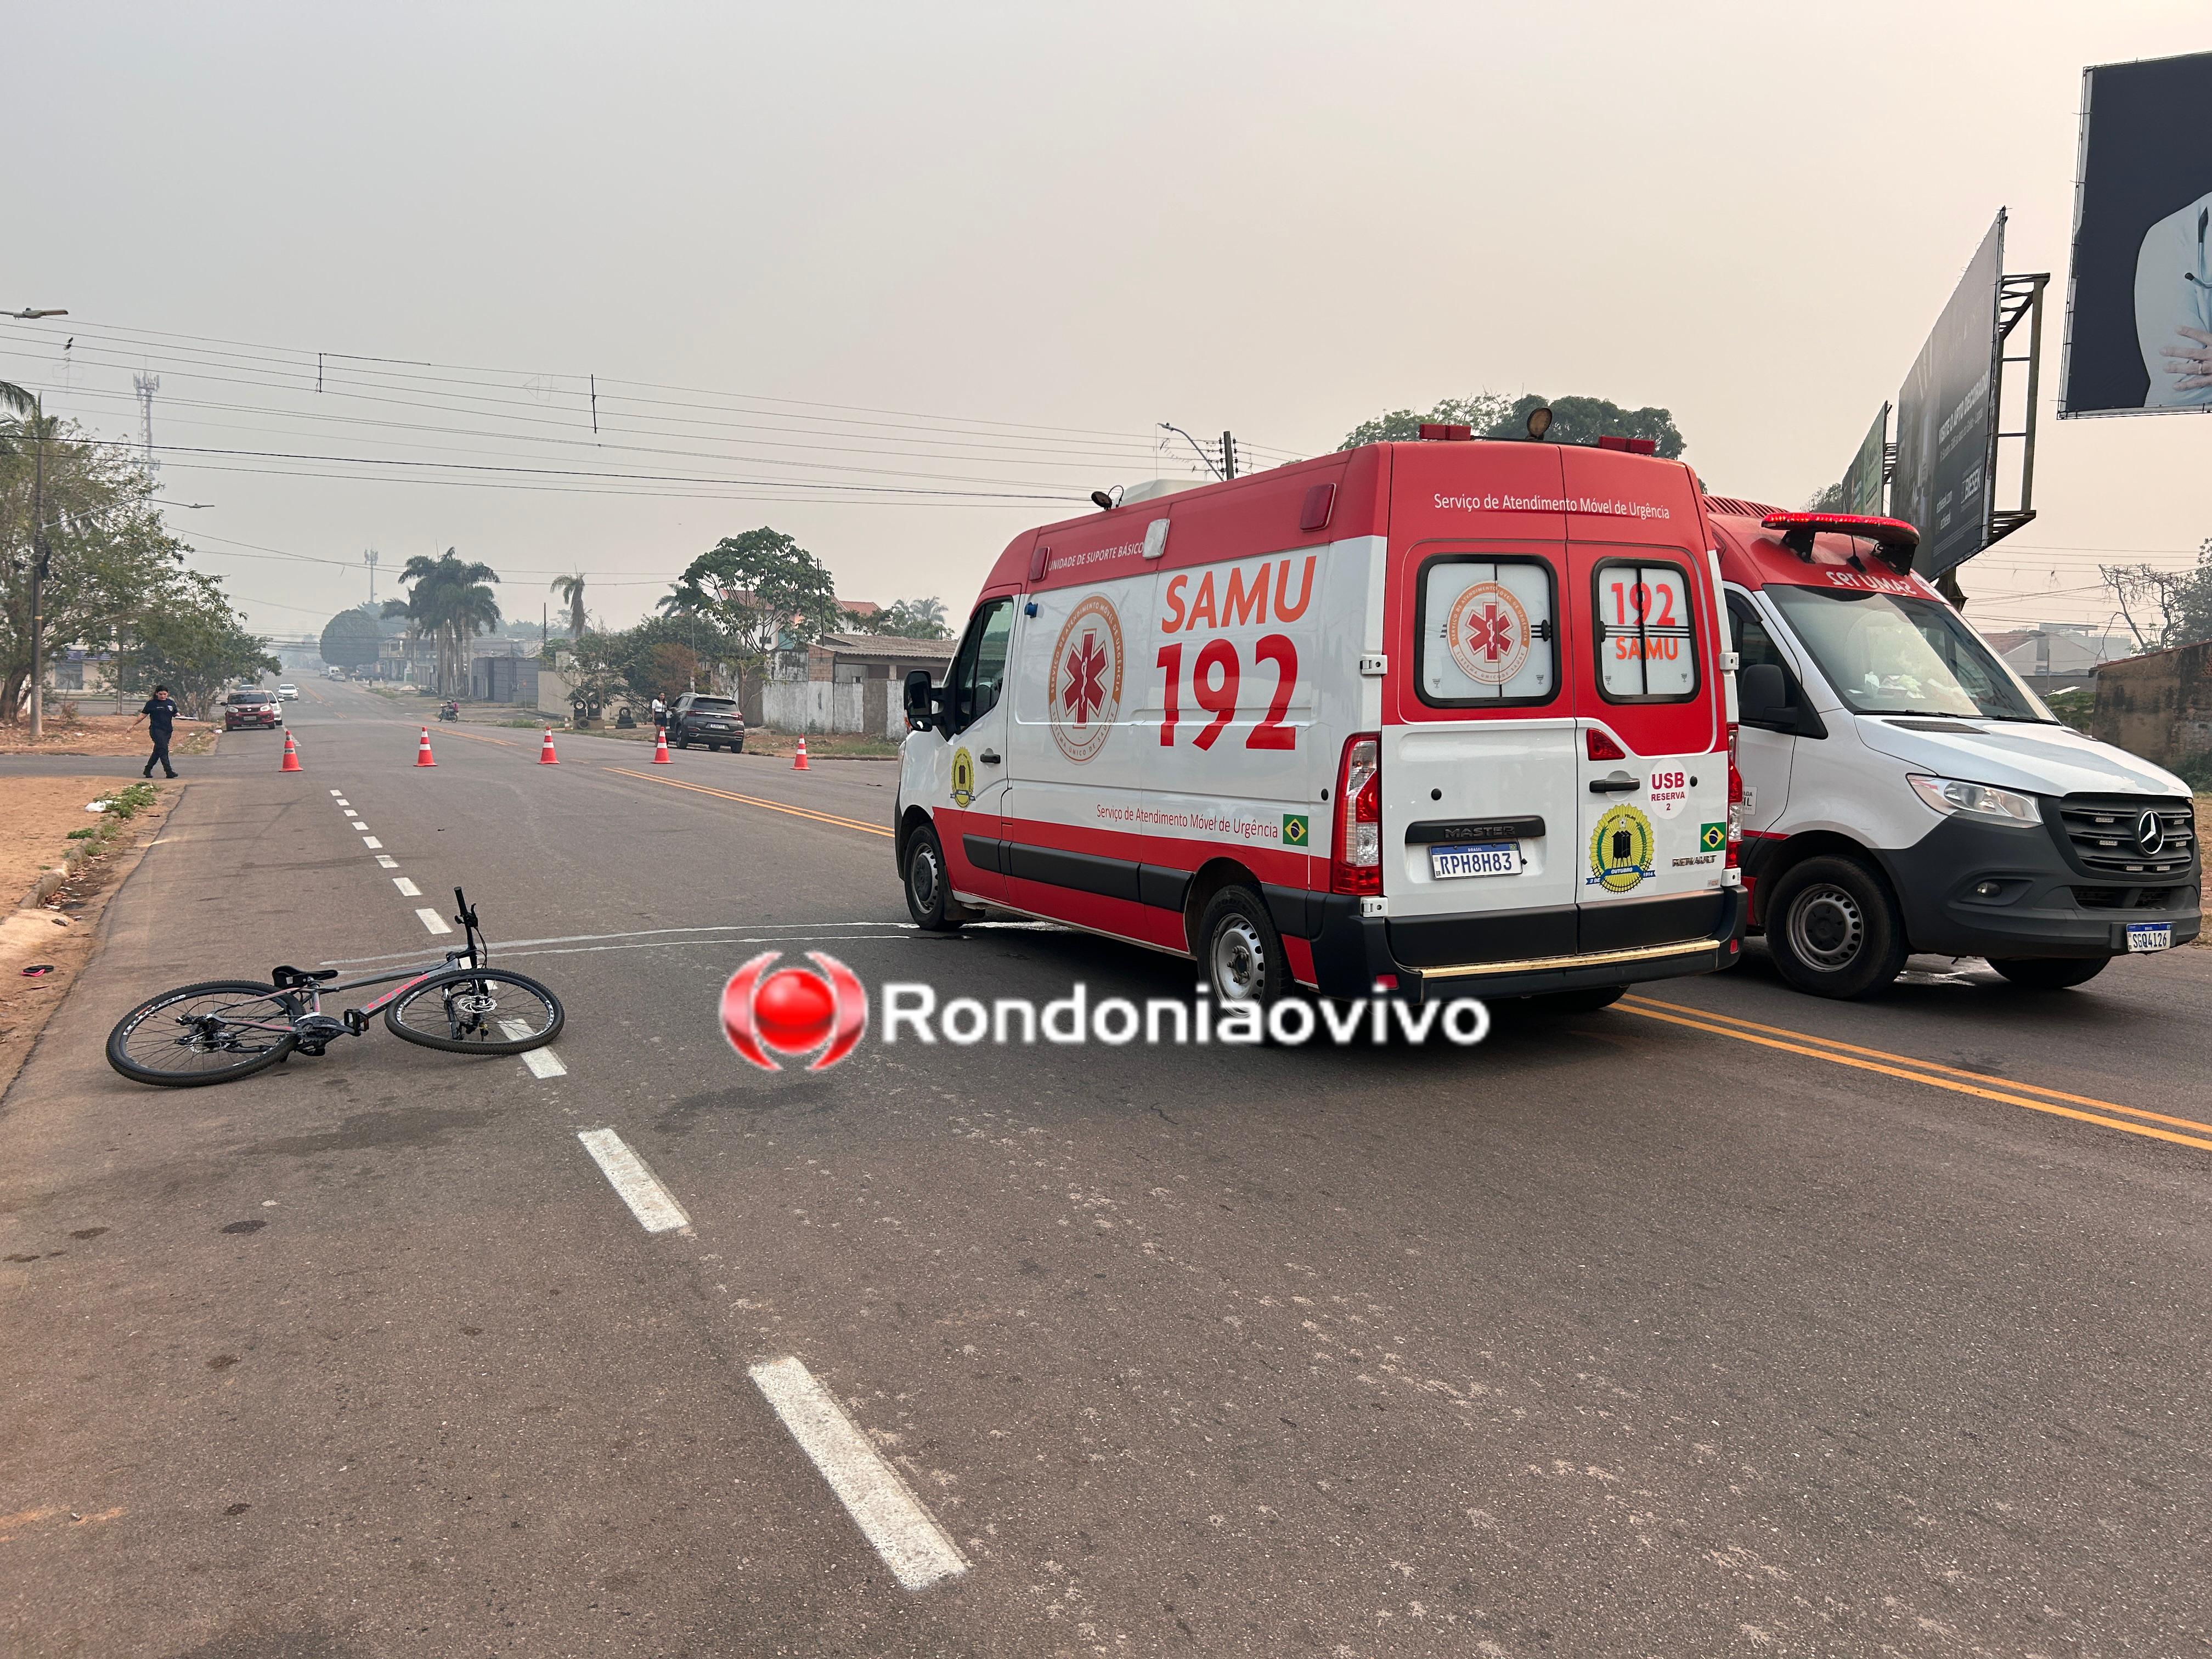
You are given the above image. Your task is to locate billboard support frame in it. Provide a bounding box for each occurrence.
[1984,270,2047,551]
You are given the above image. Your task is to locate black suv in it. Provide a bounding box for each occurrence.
[669,693,746,752]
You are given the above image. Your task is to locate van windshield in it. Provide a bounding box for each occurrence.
[1764,585,2050,723]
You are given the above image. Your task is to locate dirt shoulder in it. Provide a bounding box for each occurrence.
[0,713,219,758]
[0,778,185,1101]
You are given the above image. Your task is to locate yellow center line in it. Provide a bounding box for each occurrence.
[1616,1002,2212,1154]
[604,767,893,838]
[1623,994,2212,1137]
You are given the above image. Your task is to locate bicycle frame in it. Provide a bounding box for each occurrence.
[217,889,493,1039]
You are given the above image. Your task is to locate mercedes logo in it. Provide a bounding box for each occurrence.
[2135,810,2165,855]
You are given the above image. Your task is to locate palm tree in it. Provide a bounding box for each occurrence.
[0,381,33,417]
[384,550,501,696]
[550,574,587,639]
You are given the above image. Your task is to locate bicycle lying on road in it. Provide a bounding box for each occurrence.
[106,888,565,1088]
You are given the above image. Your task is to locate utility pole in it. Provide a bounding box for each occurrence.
[1221,431,1238,481]
[28,394,48,741]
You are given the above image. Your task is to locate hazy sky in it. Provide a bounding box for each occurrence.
[5,2,2207,645]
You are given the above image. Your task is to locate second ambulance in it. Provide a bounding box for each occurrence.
[1706,501,2199,997]
[895,430,1745,1010]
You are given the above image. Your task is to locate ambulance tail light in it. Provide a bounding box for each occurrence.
[1331,733,1383,895]
[1586,727,1627,762]
[1725,725,1745,868]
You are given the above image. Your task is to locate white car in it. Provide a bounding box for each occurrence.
[276,683,299,701]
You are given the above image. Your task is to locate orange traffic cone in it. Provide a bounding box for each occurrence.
[415,727,437,767]
[792,736,810,770]
[280,729,302,772]
[652,726,672,764]
[538,727,560,765]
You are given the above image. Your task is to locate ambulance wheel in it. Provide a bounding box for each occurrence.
[1766,855,1908,999]
[1198,886,1289,1006]
[904,823,963,933]
[1988,956,2108,990]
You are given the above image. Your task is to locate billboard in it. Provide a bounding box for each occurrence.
[1839,402,1889,517]
[1891,213,2004,578]
[2062,50,2212,416]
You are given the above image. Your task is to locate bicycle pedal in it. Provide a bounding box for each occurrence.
[341,1009,368,1036]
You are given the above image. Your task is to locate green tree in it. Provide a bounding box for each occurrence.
[660,527,843,704]
[115,573,279,719]
[382,549,501,697]
[0,414,193,723]
[1339,392,1686,459]
[869,596,951,639]
[2103,540,2212,652]
[319,604,385,671]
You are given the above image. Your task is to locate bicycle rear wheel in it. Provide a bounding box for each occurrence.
[383,969,565,1054]
[106,980,300,1087]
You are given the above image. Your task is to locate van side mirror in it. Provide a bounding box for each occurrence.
[903,669,938,732]
[1739,663,1790,725]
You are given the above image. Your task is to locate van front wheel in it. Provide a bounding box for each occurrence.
[904,823,963,933]
[1766,855,1908,998]
[1198,886,1289,1006]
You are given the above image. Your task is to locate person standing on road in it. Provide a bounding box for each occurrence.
[650,693,667,730]
[132,685,179,779]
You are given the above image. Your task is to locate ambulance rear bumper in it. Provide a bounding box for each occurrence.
[1308,889,1745,1005]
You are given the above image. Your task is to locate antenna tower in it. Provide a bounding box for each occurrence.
[133,373,161,472]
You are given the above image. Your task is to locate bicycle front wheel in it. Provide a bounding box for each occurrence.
[107,980,300,1087]
[383,969,565,1054]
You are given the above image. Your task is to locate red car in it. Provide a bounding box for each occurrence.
[224,690,281,731]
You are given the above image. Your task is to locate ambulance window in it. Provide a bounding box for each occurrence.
[1414,556,1558,707]
[1727,597,1788,674]
[950,598,1014,730]
[1595,559,1698,701]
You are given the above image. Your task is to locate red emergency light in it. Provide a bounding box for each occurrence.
[1417,423,1472,441]
[1596,435,1658,455]
[1759,511,1921,573]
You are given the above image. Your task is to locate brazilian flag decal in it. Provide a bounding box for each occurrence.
[1700,821,1726,853]
[1283,813,1310,848]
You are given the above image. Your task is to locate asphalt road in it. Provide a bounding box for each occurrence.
[5,678,2208,1657]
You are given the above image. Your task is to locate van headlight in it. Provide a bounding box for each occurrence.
[1907,774,2040,825]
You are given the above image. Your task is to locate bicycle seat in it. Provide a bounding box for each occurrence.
[271,966,340,989]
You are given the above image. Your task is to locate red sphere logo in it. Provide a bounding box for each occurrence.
[721,951,867,1071]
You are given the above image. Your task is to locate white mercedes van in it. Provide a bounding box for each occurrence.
[1706,500,2199,997]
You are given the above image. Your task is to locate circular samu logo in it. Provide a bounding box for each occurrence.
[1445,580,1531,686]
[950,747,975,809]
[1048,593,1124,764]
[1588,804,1655,894]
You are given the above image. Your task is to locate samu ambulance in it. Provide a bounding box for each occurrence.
[1706,501,2200,998]
[893,429,1746,1008]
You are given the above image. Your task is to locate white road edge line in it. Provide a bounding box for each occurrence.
[361,837,382,849]
[575,1128,687,1231]
[375,855,399,868]
[502,1019,567,1077]
[393,877,421,896]
[748,1356,968,1592]
[415,907,452,935]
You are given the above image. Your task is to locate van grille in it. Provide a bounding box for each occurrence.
[2053,797,2196,878]
[2072,886,2192,910]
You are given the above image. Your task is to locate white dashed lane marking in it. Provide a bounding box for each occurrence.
[362,837,382,849]
[393,877,421,896]
[748,1356,968,1592]
[415,908,452,935]
[501,1020,567,1077]
[343,809,357,817]
[575,1128,689,1232]
[328,789,341,797]
[375,855,398,869]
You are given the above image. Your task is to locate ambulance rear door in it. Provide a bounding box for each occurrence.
[1566,500,1731,951]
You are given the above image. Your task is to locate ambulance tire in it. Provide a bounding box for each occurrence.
[1765,855,1908,999]
[1198,885,1289,1007]
[1987,956,2108,990]
[903,823,963,933]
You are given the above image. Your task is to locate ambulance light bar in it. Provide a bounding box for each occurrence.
[1759,511,1921,573]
